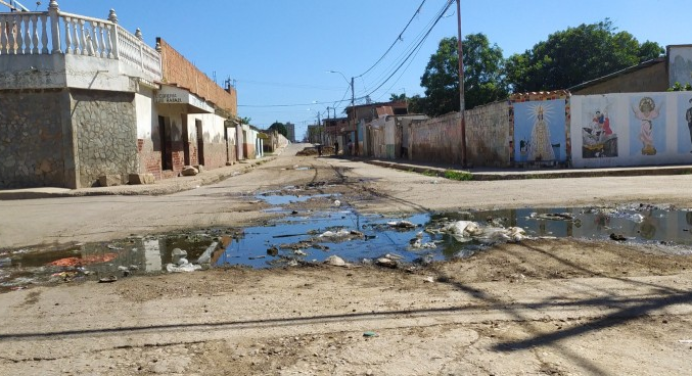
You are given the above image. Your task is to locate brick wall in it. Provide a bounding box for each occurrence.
[157,38,237,116]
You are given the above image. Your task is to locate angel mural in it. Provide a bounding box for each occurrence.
[632,97,661,156]
[582,101,617,158]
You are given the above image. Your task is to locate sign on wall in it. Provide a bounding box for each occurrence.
[571,92,692,167]
[513,99,567,164]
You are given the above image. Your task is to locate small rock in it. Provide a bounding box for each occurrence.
[182,166,199,176]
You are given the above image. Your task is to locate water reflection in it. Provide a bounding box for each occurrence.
[2,204,692,292]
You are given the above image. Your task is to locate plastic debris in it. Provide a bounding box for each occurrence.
[387,221,416,229]
[363,331,379,338]
[325,255,347,267]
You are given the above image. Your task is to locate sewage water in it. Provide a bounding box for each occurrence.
[2,203,692,292]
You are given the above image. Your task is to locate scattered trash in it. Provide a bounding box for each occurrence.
[197,242,219,265]
[363,331,379,338]
[334,200,341,207]
[388,221,416,229]
[166,261,202,273]
[610,233,627,241]
[48,253,118,268]
[325,255,347,267]
[294,250,308,257]
[98,276,118,283]
[423,276,435,283]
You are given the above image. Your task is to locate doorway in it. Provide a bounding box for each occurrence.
[182,117,190,166]
[158,116,172,170]
[195,120,205,166]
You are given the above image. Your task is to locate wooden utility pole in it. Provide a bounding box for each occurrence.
[456,0,467,168]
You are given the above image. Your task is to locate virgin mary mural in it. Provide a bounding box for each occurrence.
[513,100,566,164]
[528,105,555,162]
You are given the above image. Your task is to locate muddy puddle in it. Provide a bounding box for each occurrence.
[2,203,692,292]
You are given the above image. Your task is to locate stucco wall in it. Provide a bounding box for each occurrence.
[409,113,463,165]
[0,90,75,189]
[72,90,138,187]
[465,101,511,167]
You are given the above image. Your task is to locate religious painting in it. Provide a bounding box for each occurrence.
[679,95,692,154]
[513,100,566,163]
[629,95,665,156]
[581,97,618,158]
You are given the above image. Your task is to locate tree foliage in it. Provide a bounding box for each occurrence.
[268,121,288,137]
[505,19,664,92]
[419,33,507,116]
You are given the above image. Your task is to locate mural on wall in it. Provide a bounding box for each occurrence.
[680,96,692,154]
[571,92,692,168]
[514,100,566,163]
[581,97,617,158]
[668,46,692,88]
[630,95,664,156]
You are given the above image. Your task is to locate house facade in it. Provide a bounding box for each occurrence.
[0,2,239,189]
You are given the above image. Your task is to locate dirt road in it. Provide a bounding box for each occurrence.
[2,144,692,375]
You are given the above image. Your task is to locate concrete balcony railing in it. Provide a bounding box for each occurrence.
[0,0,161,89]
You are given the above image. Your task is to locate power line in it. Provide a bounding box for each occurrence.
[353,1,451,100]
[363,1,453,99]
[355,0,428,78]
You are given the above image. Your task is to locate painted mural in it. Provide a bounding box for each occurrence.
[629,95,665,156]
[668,45,692,88]
[581,97,617,158]
[680,96,692,154]
[513,100,566,164]
[571,92,692,168]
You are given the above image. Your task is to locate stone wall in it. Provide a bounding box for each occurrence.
[0,90,76,189]
[465,101,511,167]
[72,90,138,187]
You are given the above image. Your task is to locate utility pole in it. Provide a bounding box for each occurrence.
[317,111,322,145]
[456,0,467,168]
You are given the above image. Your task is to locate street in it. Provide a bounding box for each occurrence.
[2,143,692,375]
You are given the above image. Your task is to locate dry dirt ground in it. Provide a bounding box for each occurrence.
[2,144,692,375]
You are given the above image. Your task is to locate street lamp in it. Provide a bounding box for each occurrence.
[328,70,354,106]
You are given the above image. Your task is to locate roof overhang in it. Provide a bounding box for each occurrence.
[155,85,214,114]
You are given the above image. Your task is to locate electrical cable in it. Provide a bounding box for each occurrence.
[355,0,428,78]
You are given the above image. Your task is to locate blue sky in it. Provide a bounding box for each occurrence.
[32,0,692,139]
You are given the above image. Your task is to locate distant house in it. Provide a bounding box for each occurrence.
[344,100,409,156]
[569,45,692,95]
[0,2,239,189]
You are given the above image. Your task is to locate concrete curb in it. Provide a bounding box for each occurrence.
[0,156,278,201]
[364,159,692,181]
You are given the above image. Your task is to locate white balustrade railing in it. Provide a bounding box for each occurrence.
[0,5,161,82]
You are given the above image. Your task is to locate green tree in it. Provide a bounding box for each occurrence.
[420,33,507,116]
[506,19,664,93]
[239,116,252,124]
[389,93,407,101]
[268,121,288,137]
